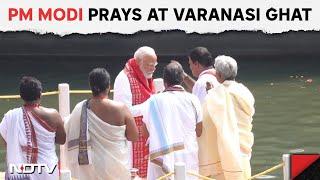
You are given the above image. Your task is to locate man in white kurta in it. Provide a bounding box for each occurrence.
[180,47,219,176]
[182,47,219,103]
[192,67,219,177]
[203,55,255,180]
[134,62,203,180]
[113,46,158,178]
[192,69,219,103]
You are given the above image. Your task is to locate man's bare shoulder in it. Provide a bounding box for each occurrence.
[40,107,59,115]
[101,100,130,124]
[38,106,61,121]
[106,100,128,112]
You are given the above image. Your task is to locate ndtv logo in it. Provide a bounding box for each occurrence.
[9,163,57,174]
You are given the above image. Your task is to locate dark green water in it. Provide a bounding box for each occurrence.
[0,56,320,179]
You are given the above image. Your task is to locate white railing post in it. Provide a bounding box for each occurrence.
[174,162,186,180]
[60,170,71,180]
[283,154,290,180]
[58,83,71,180]
[58,83,70,119]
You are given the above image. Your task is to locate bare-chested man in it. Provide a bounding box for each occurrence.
[65,67,138,180]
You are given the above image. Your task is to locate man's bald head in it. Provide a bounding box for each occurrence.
[163,61,184,87]
[134,46,158,79]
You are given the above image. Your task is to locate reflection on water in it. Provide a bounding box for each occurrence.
[0,57,320,178]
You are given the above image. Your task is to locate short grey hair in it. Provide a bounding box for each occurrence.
[134,46,156,62]
[214,55,238,80]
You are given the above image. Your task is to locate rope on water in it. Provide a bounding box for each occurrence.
[187,171,215,180]
[156,162,284,180]
[0,95,21,99]
[42,91,59,96]
[156,172,174,180]
[0,89,114,99]
[70,90,91,94]
[248,162,284,180]
[0,91,59,99]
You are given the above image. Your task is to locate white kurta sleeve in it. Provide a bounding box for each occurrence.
[130,103,145,117]
[113,70,145,117]
[0,111,10,142]
[113,70,132,107]
[193,74,219,104]
[191,95,203,123]
[192,80,206,104]
[140,98,150,125]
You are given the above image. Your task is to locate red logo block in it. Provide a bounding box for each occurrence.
[290,154,320,180]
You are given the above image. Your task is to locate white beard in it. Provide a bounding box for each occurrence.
[144,73,153,79]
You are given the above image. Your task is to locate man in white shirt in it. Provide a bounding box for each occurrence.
[113,46,158,178]
[182,47,219,104]
[179,47,220,177]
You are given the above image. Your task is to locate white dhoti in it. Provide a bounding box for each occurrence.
[64,100,131,180]
[0,107,58,180]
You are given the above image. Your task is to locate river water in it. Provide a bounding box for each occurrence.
[0,55,319,179]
